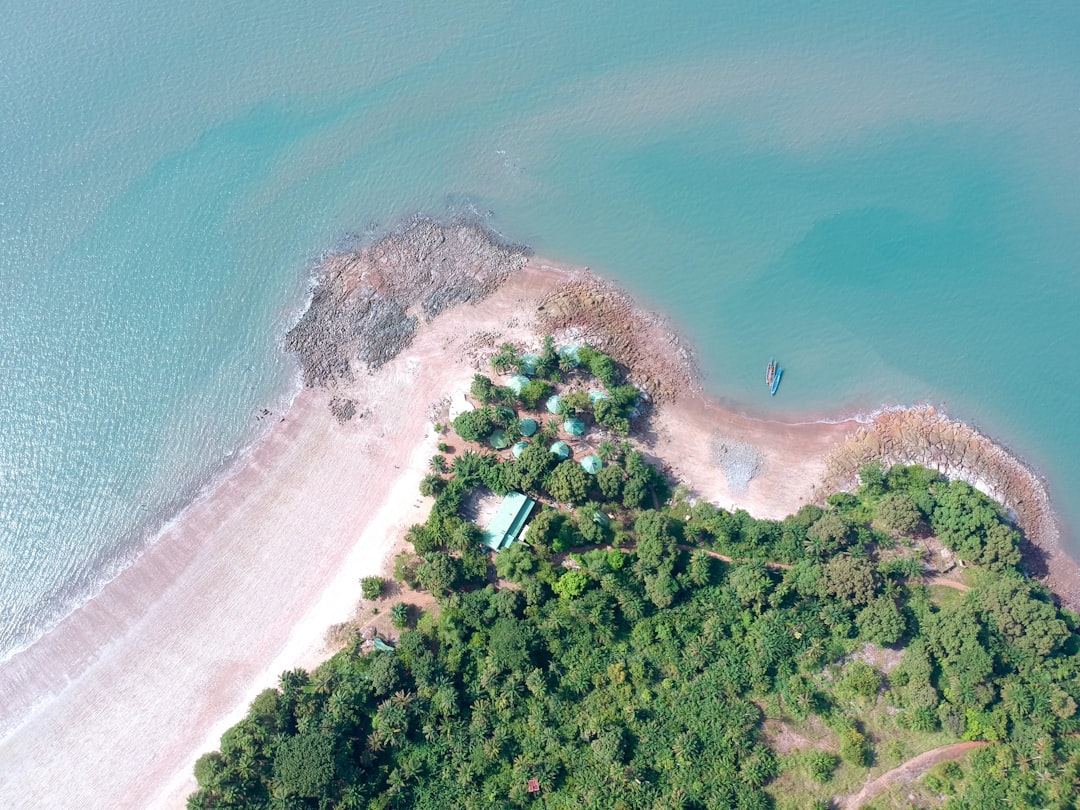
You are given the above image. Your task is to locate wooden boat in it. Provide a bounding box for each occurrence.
[770,365,783,396]
[766,359,777,388]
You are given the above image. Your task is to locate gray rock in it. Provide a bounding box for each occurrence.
[285,217,530,388]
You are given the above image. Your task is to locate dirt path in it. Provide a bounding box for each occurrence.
[921,574,970,592]
[558,543,793,570]
[838,741,989,809]
[559,544,974,584]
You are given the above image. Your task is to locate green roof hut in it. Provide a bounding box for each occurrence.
[580,455,602,474]
[482,492,537,551]
[507,374,530,394]
[512,441,529,458]
[488,429,509,450]
[589,390,608,405]
[518,417,538,437]
[549,441,571,460]
[546,395,562,414]
[520,353,541,376]
[563,417,586,436]
[559,345,581,367]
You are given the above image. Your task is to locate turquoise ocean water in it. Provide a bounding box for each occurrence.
[2,1,1079,659]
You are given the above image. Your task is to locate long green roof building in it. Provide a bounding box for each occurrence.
[482,492,537,552]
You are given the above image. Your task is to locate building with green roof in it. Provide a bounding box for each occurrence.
[518,417,538,437]
[559,345,580,367]
[549,441,571,460]
[482,492,537,551]
[580,455,602,474]
[589,390,608,405]
[507,374,530,394]
[563,417,585,436]
[520,353,541,376]
[488,429,509,450]
[512,441,529,458]
[546,395,562,414]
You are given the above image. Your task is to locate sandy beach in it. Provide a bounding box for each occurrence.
[0,237,1076,808]
[0,260,578,808]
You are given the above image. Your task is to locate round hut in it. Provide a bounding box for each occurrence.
[563,417,585,436]
[520,353,541,376]
[580,455,602,474]
[549,441,571,460]
[507,374,530,394]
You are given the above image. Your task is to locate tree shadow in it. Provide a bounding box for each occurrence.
[1018,531,1051,582]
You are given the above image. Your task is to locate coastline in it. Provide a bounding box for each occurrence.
[0,238,581,808]
[1,221,1076,808]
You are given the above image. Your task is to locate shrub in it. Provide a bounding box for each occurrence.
[393,552,419,587]
[802,750,839,783]
[841,661,882,700]
[361,576,386,600]
[839,726,872,767]
[390,602,410,629]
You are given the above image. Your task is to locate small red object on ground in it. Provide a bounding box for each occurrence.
[527,778,540,793]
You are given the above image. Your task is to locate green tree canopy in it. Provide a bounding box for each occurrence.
[728,562,773,612]
[977,575,1069,658]
[820,556,878,607]
[931,481,1018,569]
[856,596,907,646]
[806,511,853,556]
[273,732,336,799]
[494,543,537,583]
[545,459,589,505]
[875,491,922,535]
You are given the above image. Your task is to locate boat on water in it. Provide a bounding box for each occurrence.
[771,365,783,396]
[766,358,776,387]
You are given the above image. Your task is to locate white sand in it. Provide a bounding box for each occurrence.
[0,262,579,809]
[651,393,858,520]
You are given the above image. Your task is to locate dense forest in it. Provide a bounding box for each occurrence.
[189,341,1080,809]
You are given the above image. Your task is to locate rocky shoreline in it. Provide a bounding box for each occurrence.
[815,407,1076,610]
[285,217,529,389]
[535,276,700,405]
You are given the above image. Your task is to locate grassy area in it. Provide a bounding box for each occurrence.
[926,582,968,610]
[763,649,962,810]
[858,747,983,809]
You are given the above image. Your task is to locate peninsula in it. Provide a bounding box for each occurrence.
[0,219,1076,809]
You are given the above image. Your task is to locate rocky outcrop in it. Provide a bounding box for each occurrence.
[285,218,530,388]
[536,278,699,404]
[815,406,1076,609]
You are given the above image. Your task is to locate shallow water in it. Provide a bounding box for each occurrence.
[1,1,1079,659]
